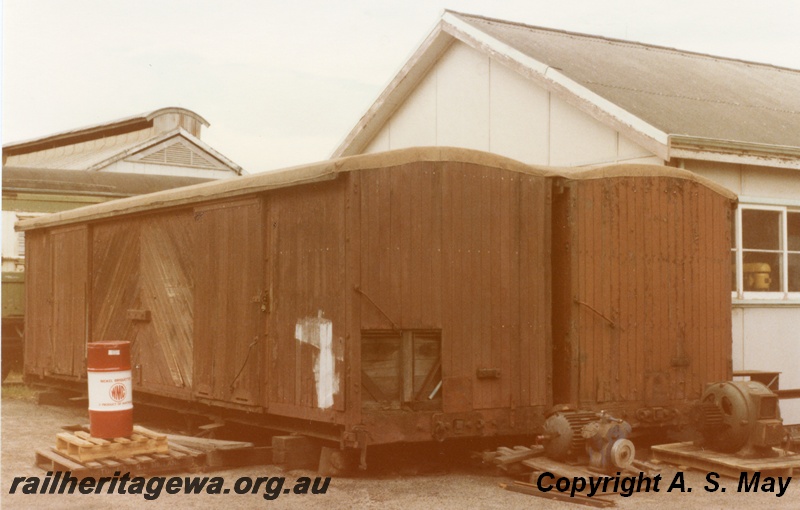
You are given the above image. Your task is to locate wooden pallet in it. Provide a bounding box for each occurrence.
[36,425,206,478]
[35,442,204,479]
[651,442,800,479]
[55,425,169,463]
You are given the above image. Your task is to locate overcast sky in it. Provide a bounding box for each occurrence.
[3,0,799,173]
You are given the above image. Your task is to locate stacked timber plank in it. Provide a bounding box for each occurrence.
[500,481,616,508]
[481,445,544,476]
[482,444,626,491]
[484,443,664,507]
[483,445,620,507]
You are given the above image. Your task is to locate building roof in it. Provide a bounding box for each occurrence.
[6,128,242,174]
[3,107,208,155]
[3,107,244,175]
[334,11,800,169]
[3,166,212,198]
[17,146,735,232]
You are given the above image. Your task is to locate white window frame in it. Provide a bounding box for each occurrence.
[733,203,800,301]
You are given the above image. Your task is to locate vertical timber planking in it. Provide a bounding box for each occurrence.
[618,180,631,401]
[346,170,362,424]
[609,179,621,403]
[24,231,52,376]
[50,226,88,378]
[479,167,493,409]
[194,198,263,406]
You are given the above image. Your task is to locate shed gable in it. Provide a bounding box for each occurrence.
[337,11,800,169]
[127,137,227,171]
[363,41,658,167]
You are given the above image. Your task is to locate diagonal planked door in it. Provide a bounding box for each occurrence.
[193,198,264,406]
[92,215,196,398]
[136,213,196,396]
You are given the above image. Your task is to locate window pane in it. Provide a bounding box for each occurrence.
[731,211,736,249]
[742,209,781,250]
[413,334,441,402]
[361,333,401,406]
[789,212,800,252]
[742,252,780,292]
[790,254,800,292]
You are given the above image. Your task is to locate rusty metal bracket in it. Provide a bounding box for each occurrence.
[574,300,615,328]
[476,368,501,379]
[431,412,484,441]
[229,336,259,393]
[127,309,151,322]
[341,427,372,470]
[353,285,400,331]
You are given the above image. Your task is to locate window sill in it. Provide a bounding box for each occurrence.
[732,299,800,308]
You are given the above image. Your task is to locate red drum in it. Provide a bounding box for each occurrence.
[87,341,133,438]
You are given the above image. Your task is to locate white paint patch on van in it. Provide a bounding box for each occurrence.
[315,319,336,409]
[295,312,339,409]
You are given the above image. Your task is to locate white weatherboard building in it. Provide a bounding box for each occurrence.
[334,11,800,422]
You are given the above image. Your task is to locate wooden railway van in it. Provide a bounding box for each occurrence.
[19,147,736,450]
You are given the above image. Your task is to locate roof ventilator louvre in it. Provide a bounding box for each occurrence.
[166,143,193,165]
[139,141,218,168]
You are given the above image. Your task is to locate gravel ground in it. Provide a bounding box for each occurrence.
[2,383,797,509]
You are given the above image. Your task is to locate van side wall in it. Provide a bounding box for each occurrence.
[23,157,733,443]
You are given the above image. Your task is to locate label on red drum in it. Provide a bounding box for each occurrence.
[87,370,133,411]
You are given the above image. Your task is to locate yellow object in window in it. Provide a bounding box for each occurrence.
[743,263,772,291]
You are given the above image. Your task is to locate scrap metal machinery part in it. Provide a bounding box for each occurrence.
[542,408,635,472]
[693,380,785,458]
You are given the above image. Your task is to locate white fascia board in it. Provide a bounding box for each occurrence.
[441,12,670,160]
[178,129,245,175]
[738,196,800,207]
[331,20,454,158]
[85,128,183,172]
[87,128,244,175]
[670,147,800,171]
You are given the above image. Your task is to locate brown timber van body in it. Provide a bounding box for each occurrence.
[551,168,735,427]
[19,147,736,448]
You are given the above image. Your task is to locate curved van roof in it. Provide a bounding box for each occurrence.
[17,146,736,232]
